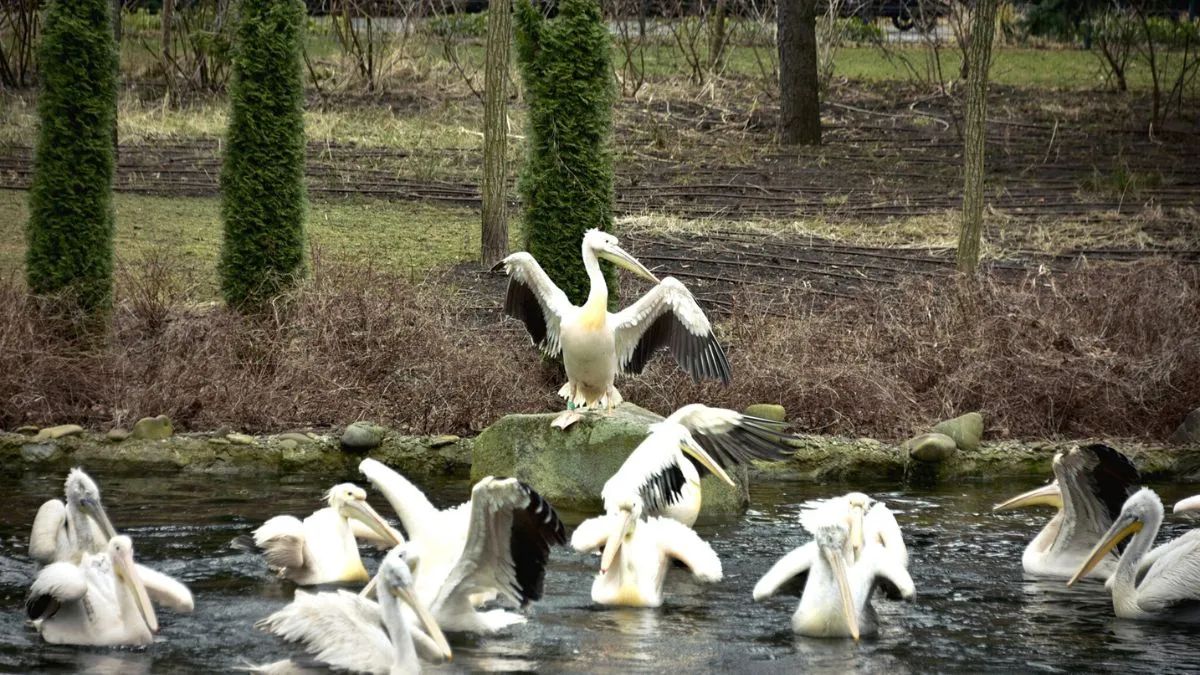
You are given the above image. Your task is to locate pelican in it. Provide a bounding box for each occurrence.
[602,404,795,527]
[993,443,1138,579]
[25,535,159,646]
[571,499,722,607]
[29,468,118,565]
[799,492,908,566]
[753,498,914,640]
[494,229,730,428]
[248,483,404,586]
[1068,488,1200,621]
[256,546,453,674]
[358,460,567,632]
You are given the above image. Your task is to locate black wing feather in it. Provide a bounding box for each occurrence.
[502,277,550,349]
[686,417,796,478]
[636,462,688,515]
[623,311,731,385]
[508,482,567,606]
[1082,443,1140,522]
[26,592,59,621]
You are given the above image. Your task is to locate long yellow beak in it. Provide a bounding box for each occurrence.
[115,547,159,633]
[848,505,866,562]
[345,499,405,548]
[993,482,1062,511]
[1067,518,1142,586]
[394,585,452,661]
[680,442,735,487]
[823,545,859,641]
[598,245,660,284]
[601,510,636,574]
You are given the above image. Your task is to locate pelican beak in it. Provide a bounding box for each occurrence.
[360,574,378,600]
[993,482,1062,511]
[598,244,660,284]
[601,509,636,574]
[114,545,158,634]
[680,442,735,487]
[848,505,866,562]
[82,497,119,542]
[822,544,859,641]
[344,499,404,548]
[1067,514,1142,586]
[393,584,452,662]
[1174,495,1200,514]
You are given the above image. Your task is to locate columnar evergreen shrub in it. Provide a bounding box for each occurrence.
[514,0,616,305]
[25,0,118,314]
[219,0,308,309]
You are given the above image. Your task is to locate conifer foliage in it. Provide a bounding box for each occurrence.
[514,0,616,305]
[219,0,308,309]
[25,0,118,314]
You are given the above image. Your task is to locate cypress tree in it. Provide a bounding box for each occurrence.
[26,0,118,314]
[514,0,616,306]
[219,0,308,309]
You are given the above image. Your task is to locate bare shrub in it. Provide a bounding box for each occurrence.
[0,0,39,88]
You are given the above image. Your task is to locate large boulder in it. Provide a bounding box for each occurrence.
[1170,408,1200,445]
[472,403,748,516]
[933,412,984,452]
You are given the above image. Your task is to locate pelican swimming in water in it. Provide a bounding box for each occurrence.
[29,468,119,565]
[358,460,567,632]
[993,443,1138,579]
[494,229,730,428]
[602,404,795,526]
[26,535,159,646]
[753,497,914,640]
[1068,488,1200,621]
[247,483,404,586]
[571,499,722,607]
[256,546,453,674]
[799,492,908,567]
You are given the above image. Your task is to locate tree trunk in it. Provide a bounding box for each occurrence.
[778,0,820,145]
[707,0,728,74]
[481,0,513,266]
[956,0,999,274]
[162,0,174,94]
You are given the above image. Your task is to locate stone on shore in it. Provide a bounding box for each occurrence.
[106,428,131,442]
[33,424,84,442]
[132,415,174,441]
[1170,408,1200,445]
[341,422,385,452]
[226,433,255,445]
[472,403,748,515]
[905,432,958,463]
[933,412,984,452]
[744,404,787,423]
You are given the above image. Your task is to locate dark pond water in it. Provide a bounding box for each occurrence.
[2,468,1200,674]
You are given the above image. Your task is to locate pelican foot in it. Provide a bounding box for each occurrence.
[551,410,583,430]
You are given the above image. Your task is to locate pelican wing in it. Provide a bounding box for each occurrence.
[254,516,307,572]
[865,503,908,569]
[1077,443,1140,521]
[258,589,394,674]
[493,252,573,357]
[1135,530,1200,614]
[869,544,916,600]
[654,518,723,583]
[669,404,795,474]
[27,562,88,621]
[135,564,194,612]
[601,436,689,516]
[359,458,440,544]
[612,277,730,383]
[571,514,617,554]
[433,478,566,614]
[29,499,68,564]
[753,542,817,601]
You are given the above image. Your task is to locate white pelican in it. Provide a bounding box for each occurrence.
[571,499,722,607]
[1068,488,1200,621]
[29,468,118,565]
[25,535,159,646]
[993,443,1139,579]
[256,546,453,674]
[358,459,567,632]
[248,482,404,586]
[799,492,908,567]
[494,229,730,428]
[602,404,795,526]
[753,498,914,640]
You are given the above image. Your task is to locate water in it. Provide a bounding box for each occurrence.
[2,469,1200,674]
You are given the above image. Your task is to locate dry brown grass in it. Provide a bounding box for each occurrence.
[1,257,1197,441]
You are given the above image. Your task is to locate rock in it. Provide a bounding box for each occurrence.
[276,432,312,444]
[21,443,60,462]
[905,432,958,463]
[32,424,84,442]
[429,434,459,448]
[1170,408,1200,445]
[132,415,174,441]
[744,404,786,423]
[472,403,748,515]
[933,412,984,452]
[226,433,255,445]
[106,428,131,442]
[278,439,298,450]
[341,422,385,452]
[207,437,231,445]
[15,425,39,435]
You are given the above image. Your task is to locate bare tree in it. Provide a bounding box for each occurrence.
[779,0,820,144]
[956,0,1000,274]
[482,0,512,264]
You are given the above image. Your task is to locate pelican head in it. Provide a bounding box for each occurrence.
[814,524,860,641]
[108,535,158,634]
[1068,488,1161,586]
[583,229,659,284]
[1174,495,1200,514]
[65,468,118,543]
[379,547,452,661]
[601,499,643,574]
[993,481,1063,512]
[326,483,403,547]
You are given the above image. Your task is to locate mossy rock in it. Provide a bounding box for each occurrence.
[744,404,786,423]
[132,415,173,441]
[904,432,958,463]
[933,412,984,452]
[472,403,748,515]
[1170,408,1200,445]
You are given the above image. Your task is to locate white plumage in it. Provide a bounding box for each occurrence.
[28,468,118,565]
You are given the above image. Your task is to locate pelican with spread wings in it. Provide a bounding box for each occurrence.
[494,229,730,428]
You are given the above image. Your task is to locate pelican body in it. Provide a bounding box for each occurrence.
[993,443,1138,579]
[495,230,730,426]
[571,501,722,608]
[1069,488,1200,621]
[26,535,159,646]
[250,483,402,586]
